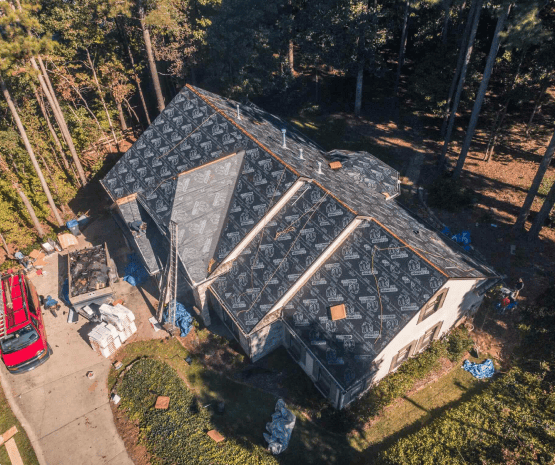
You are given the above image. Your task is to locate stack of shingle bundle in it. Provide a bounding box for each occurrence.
[88,324,122,358]
[99,303,137,344]
[87,303,137,357]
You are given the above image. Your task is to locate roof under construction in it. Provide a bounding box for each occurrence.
[103,85,496,392]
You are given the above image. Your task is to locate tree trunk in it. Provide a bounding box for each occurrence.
[34,87,70,171]
[139,5,165,113]
[17,188,45,237]
[441,0,477,138]
[441,0,453,44]
[452,3,511,179]
[526,74,551,138]
[116,99,128,131]
[355,60,364,117]
[438,0,483,169]
[116,17,151,126]
[1,76,64,227]
[394,0,410,97]
[34,57,88,186]
[514,131,555,233]
[86,49,120,152]
[528,173,555,240]
[484,50,525,162]
[288,39,295,74]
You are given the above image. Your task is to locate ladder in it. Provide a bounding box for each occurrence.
[157,221,179,332]
[0,285,5,340]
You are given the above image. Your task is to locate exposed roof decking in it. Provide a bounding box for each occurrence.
[211,183,355,333]
[282,219,449,390]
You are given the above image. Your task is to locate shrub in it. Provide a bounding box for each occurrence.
[118,359,278,465]
[446,327,474,362]
[427,177,474,212]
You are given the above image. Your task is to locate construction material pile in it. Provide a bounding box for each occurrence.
[87,303,137,358]
[69,245,115,297]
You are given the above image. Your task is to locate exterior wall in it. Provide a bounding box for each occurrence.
[207,289,250,355]
[193,279,216,326]
[249,320,284,362]
[365,278,482,390]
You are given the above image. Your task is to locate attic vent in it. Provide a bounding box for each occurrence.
[413,229,419,235]
[329,304,346,321]
[329,161,342,170]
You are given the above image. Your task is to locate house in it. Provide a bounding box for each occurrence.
[101,85,497,409]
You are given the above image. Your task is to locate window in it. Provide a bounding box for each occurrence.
[417,321,443,353]
[390,340,417,372]
[418,288,448,324]
[289,336,302,361]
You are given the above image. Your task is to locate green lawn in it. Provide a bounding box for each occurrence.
[111,339,493,464]
[0,383,39,465]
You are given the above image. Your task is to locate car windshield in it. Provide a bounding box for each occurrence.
[0,324,39,354]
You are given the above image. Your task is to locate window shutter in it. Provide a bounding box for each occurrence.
[433,321,444,340]
[389,353,399,373]
[438,289,448,310]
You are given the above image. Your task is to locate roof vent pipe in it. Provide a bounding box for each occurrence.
[299,148,304,160]
[317,161,323,175]
[237,104,241,120]
[281,129,287,148]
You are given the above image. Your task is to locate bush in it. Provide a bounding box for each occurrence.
[118,359,278,465]
[427,177,474,212]
[446,327,474,362]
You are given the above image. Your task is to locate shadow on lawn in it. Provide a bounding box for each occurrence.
[190,366,356,465]
[351,377,490,465]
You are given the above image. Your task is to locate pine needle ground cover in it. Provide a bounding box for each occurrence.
[118,359,278,465]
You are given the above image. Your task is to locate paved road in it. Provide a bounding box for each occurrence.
[0,217,163,465]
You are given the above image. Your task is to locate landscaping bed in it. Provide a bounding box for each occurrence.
[116,358,278,465]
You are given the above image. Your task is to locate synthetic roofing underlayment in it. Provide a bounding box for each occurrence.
[282,219,448,389]
[103,84,496,390]
[211,182,355,332]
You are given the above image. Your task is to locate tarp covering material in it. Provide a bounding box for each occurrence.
[123,254,149,286]
[163,301,193,337]
[463,359,495,379]
[61,279,70,305]
[263,399,296,455]
[44,295,58,308]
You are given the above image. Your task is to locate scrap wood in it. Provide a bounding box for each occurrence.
[29,249,42,259]
[57,233,79,249]
[5,437,24,465]
[155,396,170,409]
[207,429,225,443]
[1,425,18,445]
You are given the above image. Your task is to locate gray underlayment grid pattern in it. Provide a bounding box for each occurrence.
[103,84,496,393]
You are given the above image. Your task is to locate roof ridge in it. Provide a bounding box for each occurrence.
[186,84,358,216]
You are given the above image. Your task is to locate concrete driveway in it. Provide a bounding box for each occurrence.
[0,215,164,465]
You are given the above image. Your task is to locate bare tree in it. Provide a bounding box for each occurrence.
[139,5,165,113]
[453,3,511,179]
[528,171,555,240]
[514,131,555,232]
[1,76,64,227]
[394,0,410,97]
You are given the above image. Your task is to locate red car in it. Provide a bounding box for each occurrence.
[0,270,51,374]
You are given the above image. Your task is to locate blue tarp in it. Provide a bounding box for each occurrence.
[263,399,296,455]
[60,279,70,305]
[463,359,495,379]
[163,301,193,337]
[123,254,149,286]
[442,227,472,251]
[44,295,58,308]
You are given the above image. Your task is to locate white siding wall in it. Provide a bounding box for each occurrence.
[369,278,482,385]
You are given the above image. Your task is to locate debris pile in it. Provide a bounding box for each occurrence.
[87,303,137,357]
[69,245,115,297]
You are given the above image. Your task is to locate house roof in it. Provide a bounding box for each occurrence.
[102,84,497,391]
[282,219,448,390]
[211,183,355,333]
